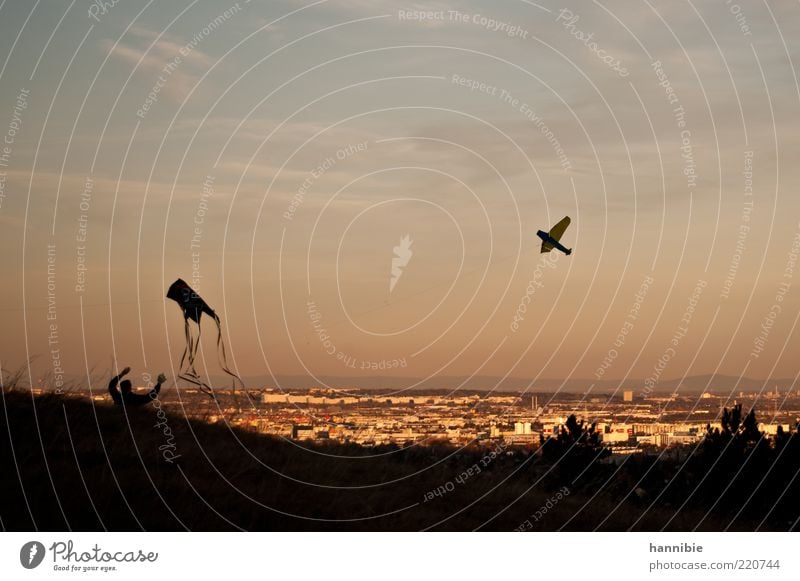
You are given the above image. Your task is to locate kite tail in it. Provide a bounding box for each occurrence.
[178,315,217,402]
[213,313,245,392]
[177,371,218,401]
[174,312,242,404]
[179,317,192,374]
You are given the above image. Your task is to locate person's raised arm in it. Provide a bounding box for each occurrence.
[108,366,130,404]
[149,372,166,399]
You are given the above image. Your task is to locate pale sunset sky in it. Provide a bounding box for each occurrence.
[1,0,799,389]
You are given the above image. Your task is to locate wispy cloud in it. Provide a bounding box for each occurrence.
[101,25,219,101]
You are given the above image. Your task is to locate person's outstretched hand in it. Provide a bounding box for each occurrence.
[120,366,131,376]
[157,373,167,384]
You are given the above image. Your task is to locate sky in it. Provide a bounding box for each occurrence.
[1,0,800,391]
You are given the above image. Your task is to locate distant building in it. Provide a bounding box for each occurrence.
[603,424,632,443]
[514,421,532,435]
[761,424,789,435]
[623,390,634,402]
[637,434,668,447]
[291,425,315,440]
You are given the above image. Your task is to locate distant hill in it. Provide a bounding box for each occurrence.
[48,372,792,395]
[243,373,792,394]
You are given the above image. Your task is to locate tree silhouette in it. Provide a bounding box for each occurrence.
[741,408,760,443]
[720,403,743,436]
[539,414,608,468]
[706,403,759,445]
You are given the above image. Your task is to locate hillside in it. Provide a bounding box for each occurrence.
[1,390,795,531]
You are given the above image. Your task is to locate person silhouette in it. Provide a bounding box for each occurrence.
[108,366,166,407]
